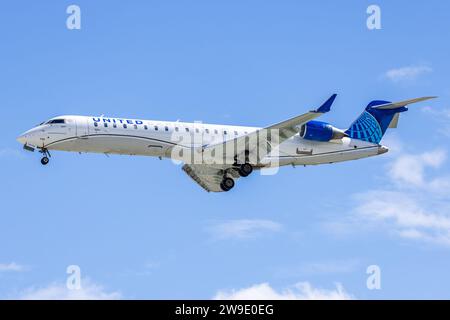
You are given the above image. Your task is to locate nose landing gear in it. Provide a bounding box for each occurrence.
[39,148,51,165]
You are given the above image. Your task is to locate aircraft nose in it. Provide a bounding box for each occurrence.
[17,128,35,145]
[378,145,389,155]
[17,133,27,144]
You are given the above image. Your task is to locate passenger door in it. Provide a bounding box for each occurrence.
[76,117,89,138]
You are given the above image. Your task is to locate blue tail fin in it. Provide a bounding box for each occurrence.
[345,100,409,144]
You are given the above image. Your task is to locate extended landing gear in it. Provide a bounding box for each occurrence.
[238,163,253,177]
[233,151,253,178]
[41,156,49,165]
[221,151,253,191]
[220,177,235,192]
[39,148,51,166]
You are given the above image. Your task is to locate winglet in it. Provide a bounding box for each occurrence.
[315,94,337,113]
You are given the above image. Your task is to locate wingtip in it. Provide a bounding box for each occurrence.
[316,93,337,113]
[413,96,438,104]
[418,96,438,102]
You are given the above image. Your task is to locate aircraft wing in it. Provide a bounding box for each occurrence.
[200,94,337,164]
[182,164,240,192]
[182,94,337,192]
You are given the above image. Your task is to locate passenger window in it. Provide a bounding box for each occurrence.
[94,122,98,127]
[223,130,227,135]
[185,128,189,132]
[195,128,199,133]
[214,129,218,134]
[234,131,238,135]
[205,128,209,134]
[134,124,138,129]
[144,125,148,130]
[104,123,108,128]
[165,126,169,131]
[113,123,117,128]
[175,127,179,132]
[123,124,127,129]
[154,126,158,131]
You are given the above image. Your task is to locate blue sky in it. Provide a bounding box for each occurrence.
[1,0,450,299]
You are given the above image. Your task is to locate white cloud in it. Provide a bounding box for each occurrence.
[422,106,450,119]
[207,219,282,240]
[384,65,432,83]
[356,192,450,229]
[429,176,450,193]
[0,262,27,272]
[422,107,450,137]
[214,282,353,300]
[349,148,450,246]
[354,190,450,245]
[388,149,446,188]
[278,260,360,277]
[18,279,121,300]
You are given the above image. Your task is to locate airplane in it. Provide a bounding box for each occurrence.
[16,95,435,192]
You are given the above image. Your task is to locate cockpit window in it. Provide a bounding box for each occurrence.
[47,119,65,124]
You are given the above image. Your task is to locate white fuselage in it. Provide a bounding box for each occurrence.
[17,115,387,167]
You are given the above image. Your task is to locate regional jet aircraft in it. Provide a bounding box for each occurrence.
[17,95,435,192]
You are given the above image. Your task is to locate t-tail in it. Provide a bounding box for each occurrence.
[345,96,437,144]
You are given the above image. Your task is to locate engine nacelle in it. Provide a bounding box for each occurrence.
[299,121,347,142]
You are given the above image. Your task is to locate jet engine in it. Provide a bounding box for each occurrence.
[298,120,348,142]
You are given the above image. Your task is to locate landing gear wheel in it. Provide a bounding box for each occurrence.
[220,177,235,192]
[41,156,49,165]
[238,163,253,177]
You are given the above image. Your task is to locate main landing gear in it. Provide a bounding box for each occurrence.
[233,151,254,178]
[238,163,253,177]
[220,176,235,192]
[39,148,51,166]
[220,162,254,192]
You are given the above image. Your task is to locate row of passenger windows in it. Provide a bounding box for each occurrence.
[93,121,247,135]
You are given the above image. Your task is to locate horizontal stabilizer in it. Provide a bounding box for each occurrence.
[373,96,437,110]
